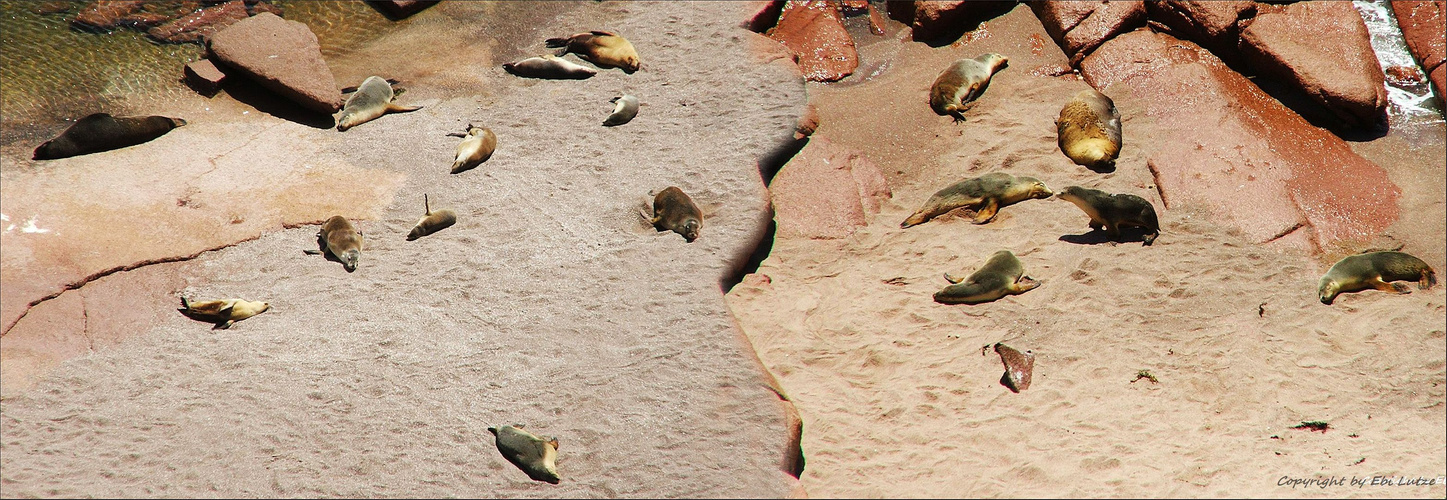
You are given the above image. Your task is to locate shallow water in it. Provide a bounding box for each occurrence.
[1353,0,1446,147]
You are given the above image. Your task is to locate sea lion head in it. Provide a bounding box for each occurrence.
[1018,176,1053,199]
[336,113,364,132]
[617,55,641,73]
[1318,276,1340,305]
[977,52,1009,73]
[339,249,360,272]
[679,219,700,242]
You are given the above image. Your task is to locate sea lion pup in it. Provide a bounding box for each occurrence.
[336,76,422,132]
[545,30,641,73]
[32,113,187,160]
[1056,89,1122,170]
[177,297,270,330]
[488,424,561,484]
[304,215,364,272]
[1055,185,1159,245]
[901,172,1052,228]
[1318,251,1437,305]
[502,55,597,80]
[929,53,1009,123]
[602,94,639,126]
[407,194,456,241]
[933,250,1041,305]
[994,343,1034,393]
[446,124,497,174]
[651,186,703,242]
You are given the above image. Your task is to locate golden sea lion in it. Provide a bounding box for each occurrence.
[651,186,703,242]
[545,30,640,73]
[447,124,497,174]
[603,94,639,127]
[934,250,1041,305]
[407,194,456,241]
[32,113,186,160]
[177,297,270,329]
[1055,186,1159,245]
[488,424,561,484]
[1056,89,1122,171]
[929,53,1009,123]
[304,215,363,272]
[502,55,597,80]
[1318,251,1437,305]
[336,76,422,132]
[994,342,1034,393]
[901,172,1052,228]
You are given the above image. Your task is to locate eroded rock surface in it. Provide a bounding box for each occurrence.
[1239,0,1388,129]
[770,136,891,239]
[1392,0,1447,98]
[1029,0,1146,65]
[1144,0,1257,66]
[768,0,859,82]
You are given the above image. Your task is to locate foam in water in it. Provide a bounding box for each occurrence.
[1353,0,1444,121]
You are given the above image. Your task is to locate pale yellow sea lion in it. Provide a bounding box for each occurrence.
[488,424,561,484]
[901,172,1052,228]
[407,194,456,241]
[304,215,363,272]
[545,30,640,73]
[447,124,497,174]
[934,250,1041,305]
[1056,89,1122,170]
[603,94,639,127]
[929,53,1008,122]
[177,297,270,329]
[336,76,422,131]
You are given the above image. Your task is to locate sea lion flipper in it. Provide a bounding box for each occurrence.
[972,199,999,224]
[545,37,569,48]
[213,320,234,330]
[589,30,615,37]
[303,249,323,255]
[943,272,962,284]
[385,103,423,113]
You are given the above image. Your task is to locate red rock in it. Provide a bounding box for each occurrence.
[1143,0,1257,65]
[907,0,1017,42]
[795,103,819,140]
[746,30,802,80]
[1431,63,1447,99]
[117,11,171,30]
[1238,1,1388,129]
[770,137,891,239]
[1384,64,1426,86]
[365,0,437,19]
[1029,1,1147,65]
[208,12,343,114]
[768,0,858,82]
[147,0,249,44]
[248,1,283,17]
[71,1,144,31]
[1391,0,1446,98]
[184,58,228,97]
[1081,30,1399,252]
[866,3,887,35]
[747,0,788,32]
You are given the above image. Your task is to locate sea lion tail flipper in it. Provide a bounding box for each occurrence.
[548,437,559,449]
[340,85,359,93]
[303,249,323,255]
[943,272,963,284]
[214,320,234,330]
[445,132,467,138]
[1423,269,1438,289]
[545,37,569,48]
[1014,276,1042,293]
[385,103,423,113]
[589,30,614,36]
[423,193,431,215]
[972,199,999,224]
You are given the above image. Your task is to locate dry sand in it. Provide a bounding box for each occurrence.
[727,4,1446,498]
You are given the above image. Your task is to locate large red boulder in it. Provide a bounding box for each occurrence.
[147,0,250,44]
[1080,30,1399,253]
[1029,1,1147,65]
[888,1,1017,41]
[1238,1,1388,130]
[70,0,143,31]
[1392,0,1446,99]
[769,137,891,239]
[1144,0,1257,66]
[767,0,858,82]
[207,12,343,114]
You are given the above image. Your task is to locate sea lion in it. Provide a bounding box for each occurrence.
[447,124,497,174]
[603,94,639,127]
[651,186,703,242]
[1056,89,1122,171]
[901,172,1052,228]
[304,215,363,272]
[1055,185,1159,245]
[994,342,1034,393]
[929,53,1009,123]
[934,250,1041,305]
[1318,251,1437,305]
[407,194,456,241]
[502,55,597,80]
[488,424,561,484]
[336,76,422,132]
[177,297,270,329]
[545,30,640,73]
[32,113,187,160]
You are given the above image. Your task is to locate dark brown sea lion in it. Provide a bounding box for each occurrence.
[32,113,186,160]
[1318,251,1437,305]
[651,186,702,242]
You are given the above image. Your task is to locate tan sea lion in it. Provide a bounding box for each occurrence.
[929,53,1009,123]
[1056,89,1122,171]
[33,113,186,160]
[502,55,597,80]
[488,424,561,484]
[901,172,1052,228]
[994,342,1034,393]
[177,297,270,329]
[407,194,456,241]
[1318,251,1437,305]
[651,186,703,242]
[304,215,363,272]
[1055,185,1159,245]
[603,94,639,126]
[545,30,640,73]
[934,250,1041,305]
[336,76,422,131]
[447,124,497,174]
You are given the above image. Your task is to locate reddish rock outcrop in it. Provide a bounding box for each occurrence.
[1080,30,1399,252]
[208,12,343,114]
[767,0,858,82]
[888,1,1018,42]
[116,11,172,30]
[147,0,250,44]
[1029,1,1147,65]
[1392,0,1446,98]
[1238,1,1388,129]
[769,137,891,239]
[747,0,788,32]
[184,58,228,96]
[71,0,144,31]
[1144,0,1257,66]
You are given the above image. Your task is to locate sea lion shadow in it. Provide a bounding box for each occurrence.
[1059,227,1151,245]
[1084,162,1116,174]
[220,78,335,129]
